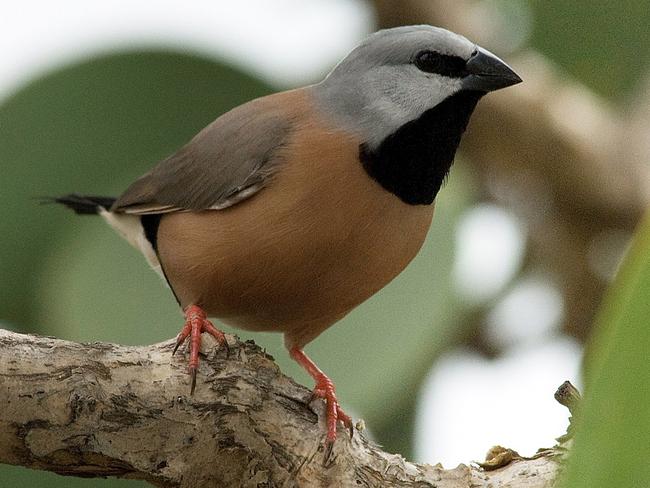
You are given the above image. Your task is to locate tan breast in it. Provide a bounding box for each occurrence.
[156,89,434,349]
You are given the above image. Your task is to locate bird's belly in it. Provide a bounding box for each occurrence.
[157,198,433,343]
[156,118,434,347]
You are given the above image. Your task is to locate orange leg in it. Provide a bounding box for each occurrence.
[289,347,353,446]
[173,304,228,394]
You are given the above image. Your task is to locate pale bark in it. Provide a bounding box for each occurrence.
[0,329,561,487]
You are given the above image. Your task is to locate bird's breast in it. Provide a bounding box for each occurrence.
[156,101,434,347]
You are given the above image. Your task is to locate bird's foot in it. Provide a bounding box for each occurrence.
[311,374,354,446]
[173,304,228,394]
[290,348,353,449]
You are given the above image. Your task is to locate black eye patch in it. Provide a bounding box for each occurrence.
[414,50,468,78]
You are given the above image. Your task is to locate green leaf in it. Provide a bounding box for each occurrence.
[562,211,650,487]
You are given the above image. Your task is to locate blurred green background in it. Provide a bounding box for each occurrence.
[1,0,648,486]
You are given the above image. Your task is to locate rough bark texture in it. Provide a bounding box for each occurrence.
[0,329,561,487]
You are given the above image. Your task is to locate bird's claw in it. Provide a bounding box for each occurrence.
[309,376,354,444]
[189,367,197,395]
[173,304,228,394]
[172,323,191,356]
[323,439,334,463]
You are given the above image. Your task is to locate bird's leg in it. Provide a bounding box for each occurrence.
[289,347,353,446]
[173,304,228,394]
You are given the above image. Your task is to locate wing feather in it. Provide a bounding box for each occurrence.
[112,93,293,214]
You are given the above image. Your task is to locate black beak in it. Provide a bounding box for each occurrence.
[462,47,522,92]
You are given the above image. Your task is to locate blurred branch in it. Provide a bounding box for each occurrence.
[0,329,560,487]
[373,0,650,340]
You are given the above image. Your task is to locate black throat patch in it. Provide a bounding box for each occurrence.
[359,90,484,205]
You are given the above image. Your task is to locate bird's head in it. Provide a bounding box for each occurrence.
[313,25,521,205]
[315,25,522,149]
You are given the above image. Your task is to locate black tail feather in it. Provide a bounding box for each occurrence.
[45,194,117,215]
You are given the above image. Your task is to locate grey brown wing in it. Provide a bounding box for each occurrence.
[112,96,293,214]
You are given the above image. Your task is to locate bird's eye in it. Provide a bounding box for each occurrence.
[413,50,468,78]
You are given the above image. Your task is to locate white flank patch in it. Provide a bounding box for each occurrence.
[99,208,164,279]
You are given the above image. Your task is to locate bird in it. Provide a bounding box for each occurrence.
[52,25,521,447]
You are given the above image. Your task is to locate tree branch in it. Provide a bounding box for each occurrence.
[0,329,560,487]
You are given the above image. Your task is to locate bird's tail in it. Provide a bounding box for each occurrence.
[46,194,117,215]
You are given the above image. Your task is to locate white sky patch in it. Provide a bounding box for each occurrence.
[452,204,526,303]
[414,337,582,468]
[486,276,565,350]
[0,0,372,101]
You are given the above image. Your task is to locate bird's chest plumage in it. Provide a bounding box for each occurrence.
[156,119,434,346]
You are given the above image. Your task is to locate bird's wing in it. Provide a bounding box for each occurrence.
[112,94,294,215]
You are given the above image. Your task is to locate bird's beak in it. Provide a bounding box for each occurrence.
[462,47,522,92]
